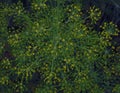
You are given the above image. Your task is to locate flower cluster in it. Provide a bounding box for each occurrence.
[65,4,82,22]
[89,6,101,24]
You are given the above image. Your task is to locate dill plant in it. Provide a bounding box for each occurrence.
[0,0,120,93]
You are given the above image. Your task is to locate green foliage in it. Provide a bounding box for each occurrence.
[0,0,120,93]
[113,84,120,93]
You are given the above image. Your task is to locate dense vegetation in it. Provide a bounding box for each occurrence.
[0,0,120,93]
